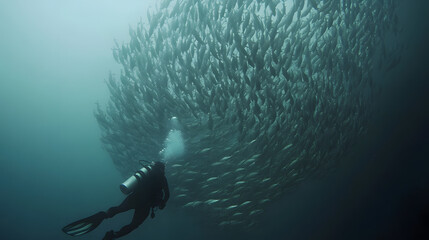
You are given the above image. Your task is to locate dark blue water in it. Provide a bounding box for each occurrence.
[0,1,428,239]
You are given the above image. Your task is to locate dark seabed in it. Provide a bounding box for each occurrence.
[0,0,428,240]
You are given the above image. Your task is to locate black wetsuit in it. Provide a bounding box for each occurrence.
[105,170,169,239]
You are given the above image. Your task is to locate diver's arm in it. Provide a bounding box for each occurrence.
[163,176,170,203]
[159,176,170,209]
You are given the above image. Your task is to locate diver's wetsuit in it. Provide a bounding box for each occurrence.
[105,170,169,239]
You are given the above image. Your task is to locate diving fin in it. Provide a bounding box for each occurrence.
[62,211,106,236]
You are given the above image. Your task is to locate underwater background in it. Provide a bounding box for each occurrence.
[0,0,428,239]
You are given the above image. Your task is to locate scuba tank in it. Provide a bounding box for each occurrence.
[119,161,153,195]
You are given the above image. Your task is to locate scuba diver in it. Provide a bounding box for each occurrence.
[62,161,169,240]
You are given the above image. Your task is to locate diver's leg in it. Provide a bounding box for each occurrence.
[111,206,150,238]
[106,194,136,218]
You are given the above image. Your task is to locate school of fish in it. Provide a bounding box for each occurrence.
[94,0,402,228]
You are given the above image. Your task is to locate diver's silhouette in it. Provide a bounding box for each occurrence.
[62,161,169,240]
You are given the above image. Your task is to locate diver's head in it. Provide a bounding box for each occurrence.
[151,161,165,175]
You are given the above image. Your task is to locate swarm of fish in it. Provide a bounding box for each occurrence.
[95,0,402,228]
